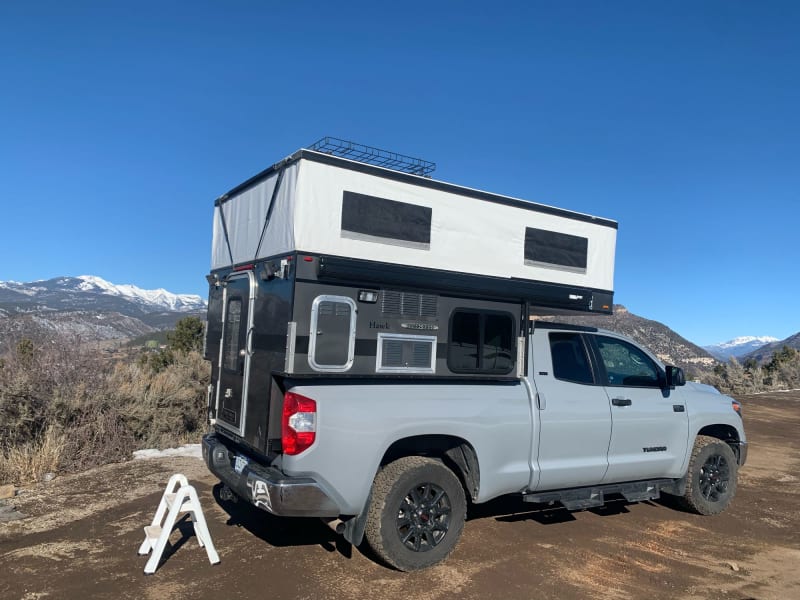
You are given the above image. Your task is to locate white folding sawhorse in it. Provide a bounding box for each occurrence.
[138,473,220,574]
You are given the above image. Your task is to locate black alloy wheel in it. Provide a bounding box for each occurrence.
[699,453,731,502]
[365,456,467,571]
[396,482,452,552]
[680,435,738,515]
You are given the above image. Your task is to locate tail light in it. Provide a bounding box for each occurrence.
[282,392,317,455]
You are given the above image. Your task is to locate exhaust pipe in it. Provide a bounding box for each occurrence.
[322,517,345,535]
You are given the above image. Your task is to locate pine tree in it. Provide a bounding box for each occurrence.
[167,317,204,354]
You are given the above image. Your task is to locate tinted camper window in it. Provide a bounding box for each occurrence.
[341,191,431,249]
[222,299,242,372]
[525,227,588,273]
[448,310,515,374]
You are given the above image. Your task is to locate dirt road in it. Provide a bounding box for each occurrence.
[2,392,799,600]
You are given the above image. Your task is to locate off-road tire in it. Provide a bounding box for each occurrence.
[681,435,738,515]
[365,456,466,571]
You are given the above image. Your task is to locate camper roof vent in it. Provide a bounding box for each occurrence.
[307,137,436,177]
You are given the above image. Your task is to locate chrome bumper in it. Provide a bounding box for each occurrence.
[202,433,340,517]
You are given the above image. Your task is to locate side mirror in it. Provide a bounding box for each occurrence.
[666,365,686,387]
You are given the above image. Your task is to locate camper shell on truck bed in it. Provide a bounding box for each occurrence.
[204,142,618,455]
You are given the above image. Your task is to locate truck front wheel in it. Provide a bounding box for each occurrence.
[365,456,466,571]
[680,435,738,515]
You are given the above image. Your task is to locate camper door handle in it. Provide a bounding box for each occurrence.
[246,327,254,355]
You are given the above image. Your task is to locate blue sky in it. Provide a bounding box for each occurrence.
[1,1,798,346]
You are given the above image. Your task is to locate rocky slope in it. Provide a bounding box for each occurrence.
[538,305,717,374]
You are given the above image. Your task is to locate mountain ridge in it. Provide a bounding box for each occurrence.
[742,332,800,364]
[0,275,206,350]
[703,336,779,361]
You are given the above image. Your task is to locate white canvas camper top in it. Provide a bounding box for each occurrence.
[211,138,617,313]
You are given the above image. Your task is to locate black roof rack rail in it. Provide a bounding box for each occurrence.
[307,137,436,177]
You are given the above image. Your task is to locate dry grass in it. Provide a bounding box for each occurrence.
[0,426,66,484]
[0,334,209,485]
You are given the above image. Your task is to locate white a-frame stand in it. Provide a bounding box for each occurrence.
[138,473,220,574]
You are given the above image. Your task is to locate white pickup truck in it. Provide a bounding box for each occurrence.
[203,321,746,570]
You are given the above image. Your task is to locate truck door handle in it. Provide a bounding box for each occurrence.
[673,404,685,412]
[612,397,632,407]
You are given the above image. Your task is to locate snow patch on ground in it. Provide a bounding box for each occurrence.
[133,444,202,460]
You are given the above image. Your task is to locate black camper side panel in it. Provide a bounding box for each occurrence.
[289,257,521,379]
[243,262,294,453]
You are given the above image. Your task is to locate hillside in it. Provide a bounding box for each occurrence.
[0,276,206,351]
[537,305,717,375]
[743,331,800,363]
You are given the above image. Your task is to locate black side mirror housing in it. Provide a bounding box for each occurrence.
[666,365,686,387]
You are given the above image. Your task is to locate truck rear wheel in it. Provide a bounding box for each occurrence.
[365,456,466,571]
[680,435,738,515]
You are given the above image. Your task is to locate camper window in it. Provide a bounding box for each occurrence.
[308,295,357,372]
[524,227,588,273]
[222,299,242,372]
[448,310,515,374]
[341,191,432,250]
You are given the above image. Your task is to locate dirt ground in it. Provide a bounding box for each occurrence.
[1,391,799,600]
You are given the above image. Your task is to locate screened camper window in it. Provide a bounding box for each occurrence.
[524,227,588,273]
[222,299,242,372]
[448,310,515,374]
[376,333,437,374]
[308,295,357,372]
[341,191,431,250]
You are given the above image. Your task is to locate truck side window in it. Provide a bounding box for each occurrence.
[448,310,514,374]
[595,335,660,387]
[548,332,594,384]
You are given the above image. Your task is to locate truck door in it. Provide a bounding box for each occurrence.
[215,271,255,437]
[590,334,689,483]
[529,330,612,491]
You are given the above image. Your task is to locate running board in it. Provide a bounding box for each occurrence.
[523,479,674,511]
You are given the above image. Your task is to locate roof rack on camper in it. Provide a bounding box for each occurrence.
[307,137,436,177]
[210,140,617,316]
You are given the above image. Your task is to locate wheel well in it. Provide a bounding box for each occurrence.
[381,435,480,501]
[697,424,741,460]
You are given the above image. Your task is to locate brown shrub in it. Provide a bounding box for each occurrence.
[0,336,209,485]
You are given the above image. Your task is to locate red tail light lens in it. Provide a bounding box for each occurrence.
[281,392,317,455]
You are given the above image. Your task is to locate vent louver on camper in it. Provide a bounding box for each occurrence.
[382,290,438,317]
[376,333,436,373]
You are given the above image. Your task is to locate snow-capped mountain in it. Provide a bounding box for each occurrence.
[0,276,206,348]
[703,336,779,361]
[0,275,205,314]
[75,275,205,312]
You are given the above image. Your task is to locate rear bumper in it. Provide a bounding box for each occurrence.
[202,433,340,517]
